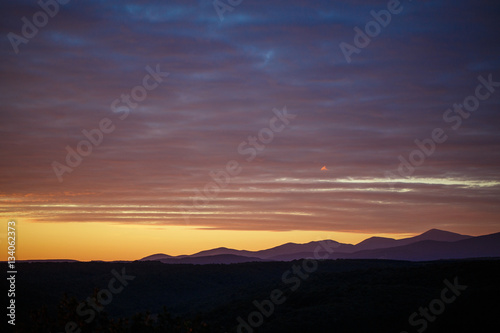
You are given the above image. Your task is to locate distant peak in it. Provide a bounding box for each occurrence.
[421,229,460,236]
[413,229,472,242]
[140,253,172,261]
[315,239,340,244]
[424,228,446,233]
[355,236,394,245]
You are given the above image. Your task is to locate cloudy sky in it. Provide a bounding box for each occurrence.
[1,0,499,260]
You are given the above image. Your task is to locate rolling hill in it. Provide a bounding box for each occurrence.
[138,229,500,263]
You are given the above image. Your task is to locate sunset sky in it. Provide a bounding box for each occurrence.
[1,0,499,261]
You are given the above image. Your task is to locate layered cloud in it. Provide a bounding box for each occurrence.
[0,0,499,235]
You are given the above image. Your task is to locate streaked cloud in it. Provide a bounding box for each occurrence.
[0,0,499,239]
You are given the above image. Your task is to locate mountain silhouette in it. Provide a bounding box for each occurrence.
[189,247,255,258]
[152,254,267,264]
[140,253,174,261]
[354,228,472,251]
[348,232,500,260]
[139,229,499,264]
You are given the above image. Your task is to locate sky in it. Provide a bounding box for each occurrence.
[1,0,499,261]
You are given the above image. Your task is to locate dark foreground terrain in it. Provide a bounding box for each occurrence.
[8,259,500,332]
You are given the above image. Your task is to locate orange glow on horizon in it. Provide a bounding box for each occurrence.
[3,219,419,261]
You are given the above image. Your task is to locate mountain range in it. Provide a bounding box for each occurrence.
[139,229,500,264]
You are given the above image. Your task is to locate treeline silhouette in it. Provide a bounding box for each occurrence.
[22,298,210,332]
[12,259,500,332]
